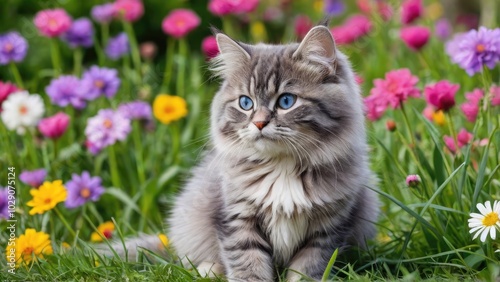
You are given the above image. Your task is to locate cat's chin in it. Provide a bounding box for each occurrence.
[251,137,288,157]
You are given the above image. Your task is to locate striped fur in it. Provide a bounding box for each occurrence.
[168,26,379,281]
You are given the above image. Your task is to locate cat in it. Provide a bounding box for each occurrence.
[102,24,379,282]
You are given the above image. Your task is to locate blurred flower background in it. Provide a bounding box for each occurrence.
[1,0,500,280]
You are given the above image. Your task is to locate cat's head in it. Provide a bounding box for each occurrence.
[210,26,366,167]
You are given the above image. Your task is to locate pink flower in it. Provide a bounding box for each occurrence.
[355,74,364,85]
[357,0,392,21]
[330,26,357,45]
[0,81,18,110]
[491,85,500,106]
[364,95,387,121]
[38,112,70,139]
[460,89,483,122]
[424,80,459,111]
[457,128,473,147]
[114,0,144,22]
[201,36,219,59]
[406,174,421,187]
[294,15,313,40]
[443,136,457,154]
[330,14,372,45]
[401,0,423,24]
[208,0,259,16]
[369,68,420,108]
[400,26,430,50]
[422,105,434,120]
[162,9,200,38]
[34,9,72,37]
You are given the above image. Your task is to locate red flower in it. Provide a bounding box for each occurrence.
[424,80,459,111]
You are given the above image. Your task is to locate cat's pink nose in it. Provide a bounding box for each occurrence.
[253,121,268,130]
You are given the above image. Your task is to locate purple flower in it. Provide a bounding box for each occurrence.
[446,27,500,76]
[324,0,345,16]
[19,169,47,187]
[435,18,452,41]
[61,18,94,48]
[81,66,121,100]
[91,3,115,24]
[0,32,28,65]
[85,109,131,151]
[105,33,130,60]
[46,75,86,109]
[118,101,152,120]
[0,187,9,219]
[65,171,105,208]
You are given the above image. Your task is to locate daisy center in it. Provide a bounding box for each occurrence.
[482,212,499,226]
[163,105,175,114]
[103,119,113,129]
[4,43,13,52]
[94,80,105,89]
[48,18,58,28]
[476,44,485,53]
[102,229,112,239]
[19,105,28,115]
[22,246,34,256]
[80,188,91,198]
[176,20,186,27]
[44,198,52,204]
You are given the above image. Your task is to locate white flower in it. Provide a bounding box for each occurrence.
[1,91,45,134]
[468,200,500,242]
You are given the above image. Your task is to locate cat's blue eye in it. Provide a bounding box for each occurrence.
[277,93,296,110]
[239,96,254,111]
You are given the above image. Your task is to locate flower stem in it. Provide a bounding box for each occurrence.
[177,38,188,97]
[400,102,416,149]
[161,37,175,93]
[169,122,181,166]
[54,207,76,237]
[108,145,122,188]
[50,38,63,76]
[132,120,146,185]
[73,47,83,77]
[9,62,24,89]
[26,130,40,167]
[446,111,458,147]
[122,20,142,83]
[101,23,110,48]
[53,139,59,160]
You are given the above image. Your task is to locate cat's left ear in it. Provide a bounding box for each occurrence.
[292,26,336,63]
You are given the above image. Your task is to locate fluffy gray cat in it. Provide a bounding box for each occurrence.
[104,25,379,282]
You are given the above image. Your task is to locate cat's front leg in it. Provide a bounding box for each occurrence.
[217,210,274,282]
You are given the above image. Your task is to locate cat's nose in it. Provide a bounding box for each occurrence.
[253,121,269,130]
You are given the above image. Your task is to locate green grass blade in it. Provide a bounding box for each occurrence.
[322,248,339,282]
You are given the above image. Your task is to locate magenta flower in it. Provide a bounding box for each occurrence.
[401,0,423,25]
[435,18,452,40]
[491,85,500,107]
[445,27,500,76]
[294,15,313,40]
[0,32,28,65]
[424,80,460,112]
[61,18,94,48]
[0,187,9,219]
[400,26,430,51]
[162,9,201,39]
[460,89,483,122]
[443,136,457,154]
[34,9,72,37]
[19,169,47,188]
[113,0,144,22]
[105,33,130,60]
[91,3,115,24]
[369,68,420,109]
[330,14,371,45]
[81,66,121,100]
[46,75,86,109]
[117,101,152,120]
[0,81,18,110]
[356,0,392,21]
[38,112,70,139]
[85,140,102,155]
[85,109,131,152]
[406,174,421,187]
[65,171,105,209]
[201,36,219,59]
[208,0,259,16]
[364,95,387,121]
[457,128,473,147]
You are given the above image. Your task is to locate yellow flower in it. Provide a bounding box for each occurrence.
[313,0,323,13]
[158,233,169,248]
[425,2,443,21]
[432,110,446,126]
[250,21,267,42]
[5,229,53,267]
[27,180,67,215]
[91,221,115,242]
[153,94,188,124]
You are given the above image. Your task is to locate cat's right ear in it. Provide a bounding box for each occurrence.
[210,32,251,79]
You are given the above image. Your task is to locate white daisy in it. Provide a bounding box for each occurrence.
[468,200,500,242]
[1,91,45,134]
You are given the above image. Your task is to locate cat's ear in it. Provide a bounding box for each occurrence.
[215,33,251,60]
[293,26,336,63]
[210,32,251,78]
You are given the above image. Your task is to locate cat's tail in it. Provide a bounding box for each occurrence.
[94,233,170,262]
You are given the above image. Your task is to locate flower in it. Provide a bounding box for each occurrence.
[91,3,115,24]
[38,112,70,139]
[208,0,259,16]
[368,68,420,109]
[432,110,446,126]
[400,26,430,51]
[294,15,313,40]
[468,200,500,242]
[401,0,423,24]
[356,0,392,21]
[140,41,157,60]
[5,229,52,267]
[158,234,169,247]
[324,0,345,16]
[46,75,86,109]
[457,128,473,147]
[26,180,67,215]
[61,18,94,48]
[91,221,115,242]
[460,89,483,122]
[201,36,219,59]
[81,66,121,100]
[0,187,9,219]
[33,8,72,37]
[85,140,102,155]
[405,174,421,187]
[364,94,386,121]
[330,14,372,45]
[491,85,500,107]
[65,171,104,209]
[19,169,47,188]
[105,32,130,60]
[445,27,500,76]
[385,120,396,132]
[0,32,28,65]
[424,80,459,111]
[85,109,131,151]
[435,18,452,40]
[443,135,456,154]
[0,81,18,109]
[113,0,144,22]
[1,91,45,134]
[162,9,201,39]
[153,94,188,124]
[118,101,152,120]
